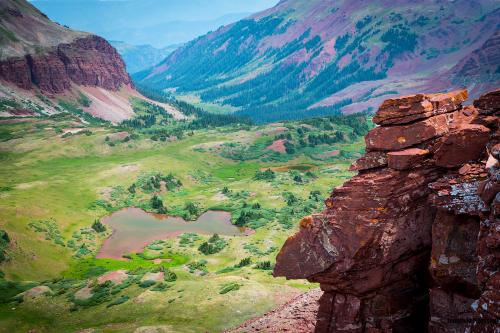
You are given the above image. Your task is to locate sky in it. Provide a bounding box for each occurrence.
[30,0,280,47]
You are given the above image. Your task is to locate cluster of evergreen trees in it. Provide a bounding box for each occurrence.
[136,84,252,128]
[0,230,9,263]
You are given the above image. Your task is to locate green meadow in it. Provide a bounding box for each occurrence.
[0,112,367,332]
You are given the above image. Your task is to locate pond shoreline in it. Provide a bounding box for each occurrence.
[97,207,252,260]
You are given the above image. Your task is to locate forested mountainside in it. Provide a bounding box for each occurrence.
[138,0,500,123]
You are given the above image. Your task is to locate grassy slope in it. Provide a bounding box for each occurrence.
[0,117,361,332]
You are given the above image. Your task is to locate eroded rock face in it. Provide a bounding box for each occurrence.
[0,35,131,94]
[274,88,499,333]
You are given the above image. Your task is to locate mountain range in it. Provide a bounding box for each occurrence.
[30,0,279,48]
[110,41,180,74]
[138,0,500,123]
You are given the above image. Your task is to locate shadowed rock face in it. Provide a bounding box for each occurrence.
[274,89,499,332]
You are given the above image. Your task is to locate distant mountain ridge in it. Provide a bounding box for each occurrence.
[30,0,279,47]
[110,41,180,74]
[139,0,500,123]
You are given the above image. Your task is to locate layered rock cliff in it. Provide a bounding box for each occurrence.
[0,35,132,95]
[274,89,499,332]
[0,0,131,95]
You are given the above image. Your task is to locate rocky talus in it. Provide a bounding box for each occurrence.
[225,289,322,333]
[0,35,132,94]
[274,89,499,332]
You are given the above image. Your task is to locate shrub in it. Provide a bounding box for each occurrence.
[151,195,167,214]
[219,282,241,294]
[198,234,228,255]
[187,260,208,275]
[163,270,177,282]
[151,283,170,292]
[0,230,10,263]
[254,169,276,181]
[106,295,129,308]
[0,280,38,303]
[91,220,106,233]
[72,281,113,307]
[139,280,156,288]
[237,257,252,268]
[185,202,199,216]
[254,261,273,270]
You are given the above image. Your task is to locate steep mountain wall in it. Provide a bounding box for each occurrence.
[0,0,132,95]
[0,35,132,95]
[274,89,499,332]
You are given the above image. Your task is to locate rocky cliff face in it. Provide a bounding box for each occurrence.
[0,0,132,95]
[0,35,132,94]
[274,88,499,332]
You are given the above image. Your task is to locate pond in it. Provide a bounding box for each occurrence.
[97,208,248,259]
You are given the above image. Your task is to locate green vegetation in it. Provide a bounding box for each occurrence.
[255,261,273,270]
[77,92,92,108]
[107,295,129,308]
[58,100,108,126]
[0,26,19,44]
[136,14,388,123]
[91,220,106,233]
[0,230,9,263]
[219,282,241,294]
[198,234,228,255]
[0,111,364,332]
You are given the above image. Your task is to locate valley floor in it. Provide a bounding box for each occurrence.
[0,115,364,332]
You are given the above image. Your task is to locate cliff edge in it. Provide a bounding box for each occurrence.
[273,88,499,333]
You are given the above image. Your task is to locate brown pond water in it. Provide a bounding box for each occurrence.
[97,208,248,259]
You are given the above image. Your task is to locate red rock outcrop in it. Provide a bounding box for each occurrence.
[274,89,499,332]
[0,35,132,94]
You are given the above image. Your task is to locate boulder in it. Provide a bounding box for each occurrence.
[141,272,164,283]
[473,89,500,115]
[22,286,52,300]
[373,90,468,126]
[97,270,128,285]
[387,148,429,170]
[74,286,93,301]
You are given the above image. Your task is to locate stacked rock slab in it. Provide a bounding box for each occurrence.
[274,89,499,332]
